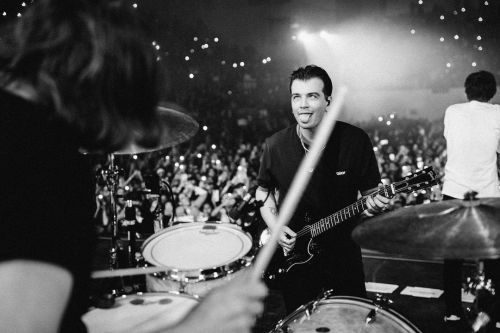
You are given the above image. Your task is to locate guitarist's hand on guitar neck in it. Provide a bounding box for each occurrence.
[277,226,297,256]
[363,183,391,217]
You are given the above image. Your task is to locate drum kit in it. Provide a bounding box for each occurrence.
[86,105,500,332]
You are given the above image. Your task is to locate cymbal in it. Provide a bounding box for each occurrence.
[352,198,500,260]
[114,104,198,155]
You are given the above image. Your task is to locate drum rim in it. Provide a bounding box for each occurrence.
[141,223,255,283]
[272,295,423,333]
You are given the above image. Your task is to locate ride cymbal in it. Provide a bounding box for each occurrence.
[352,198,500,260]
[114,104,198,155]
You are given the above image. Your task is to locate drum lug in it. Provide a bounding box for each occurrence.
[366,294,394,325]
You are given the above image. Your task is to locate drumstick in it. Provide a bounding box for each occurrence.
[250,86,348,281]
[91,266,175,279]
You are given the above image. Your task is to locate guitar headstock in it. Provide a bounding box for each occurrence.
[390,166,439,196]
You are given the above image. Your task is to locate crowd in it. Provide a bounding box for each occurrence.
[93,115,448,238]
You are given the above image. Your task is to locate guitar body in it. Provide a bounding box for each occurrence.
[263,229,321,284]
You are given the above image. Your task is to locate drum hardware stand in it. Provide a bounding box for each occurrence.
[366,294,394,325]
[100,153,123,269]
[464,261,496,332]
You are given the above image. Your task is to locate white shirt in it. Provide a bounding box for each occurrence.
[443,100,500,198]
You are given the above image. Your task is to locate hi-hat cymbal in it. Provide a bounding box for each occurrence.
[114,104,198,155]
[352,198,500,260]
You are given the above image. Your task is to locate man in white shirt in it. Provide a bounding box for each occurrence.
[442,70,500,331]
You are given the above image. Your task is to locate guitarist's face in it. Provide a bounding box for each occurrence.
[290,78,331,133]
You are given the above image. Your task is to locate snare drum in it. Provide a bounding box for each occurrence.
[142,223,254,296]
[82,292,198,333]
[271,296,422,333]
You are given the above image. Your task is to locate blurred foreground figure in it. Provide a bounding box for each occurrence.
[0,0,266,332]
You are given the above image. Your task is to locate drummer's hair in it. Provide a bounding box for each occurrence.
[0,0,163,152]
[464,70,497,102]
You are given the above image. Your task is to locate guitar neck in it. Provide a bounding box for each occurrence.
[305,194,373,239]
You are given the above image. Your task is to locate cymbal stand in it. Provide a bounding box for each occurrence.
[101,153,122,269]
[464,261,496,332]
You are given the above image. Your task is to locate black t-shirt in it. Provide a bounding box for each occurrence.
[257,122,380,250]
[0,89,95,332]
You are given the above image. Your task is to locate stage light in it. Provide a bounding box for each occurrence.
[386,121,391,126]
[410,29,416,34]
[478,46,483,51]
[185,56,190,61]
[378,116,383,122]
[133,155,138,160]
[193,37,198,41]
[180,156,185,161]
[440,15,445,20]
[132,3,137,8]
[297,31,311,43]
[439,37,445,42]
[232,63,237,68]
[478,17,483,22]
[446,62,451,68]
[390,114,395,119]
[211,144,216,149]
[189,73,194,79]
[476,35,482,41]
[240,62,245,67]
[454,34,459,40]
[202,126,208,131]
[461,7,466,12]
[472,62,477,67]
[214,37,219,42]
[262,59,267,64]
[267,57,271,61]
[197,153,202,159]
[155,45,160,50]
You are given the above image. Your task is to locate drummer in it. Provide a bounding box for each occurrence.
[0,1,266,332]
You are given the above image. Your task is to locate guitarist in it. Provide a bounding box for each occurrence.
[256,65,390,314]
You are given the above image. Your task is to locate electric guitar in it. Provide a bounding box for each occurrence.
[263,166,438,282]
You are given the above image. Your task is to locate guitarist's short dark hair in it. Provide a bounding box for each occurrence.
[289,65,333,100]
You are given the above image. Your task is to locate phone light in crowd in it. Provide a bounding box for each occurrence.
[133,155,138,160]
[267,57,271,62]
[389,153,395,161]
[132,3,137,8]
[378,116,383,122]
[197,153,202,159]
[478,46,483,51]
[484,1,489,5]
[193,37,198,41]
[174,162,179,168]
[190,49,195,54]
[214,37,219,42]
[454,34,459,40]
[478,17,483,22]
[239,62,245,67]
[418,0,423,4]
[2,12,6,16]
[216,159,221,165]
[221,60,226,65]
[202,125,208,131]
[17,13,21,17]
[440,15,445,20]
[237,166,242,171]
[439,37,445,42]
[373,147,378,152]
[386,120,392,126]
[380,139,389,146]
[201,176,207,181]
[446,62,451,68]
[227,90,232,95]
[98,194,104,200]
[472,62,477,67]
[389,113,395,119]
[262,59,268,64]
[185,56,190,61]
[189,73,194,79]
[179,156,185,161]
[211,144,217,149]
[155,45,160,50]
[461,7,466,12]
[477,35,482,41]
[22,2,26,6]
[165,156,170,160]
[125,186,130,191]
[410,29,416,35]
[232,63,238,68]
[291,35,297,41]
[179,165,185,170]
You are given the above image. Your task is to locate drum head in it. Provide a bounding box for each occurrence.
[82,292,198,333]
[142,223,253,270]
[277,296,421,333]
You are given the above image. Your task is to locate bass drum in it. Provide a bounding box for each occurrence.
[82,292,198,333]
[142,222,254,297]
[271,296,422,333]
